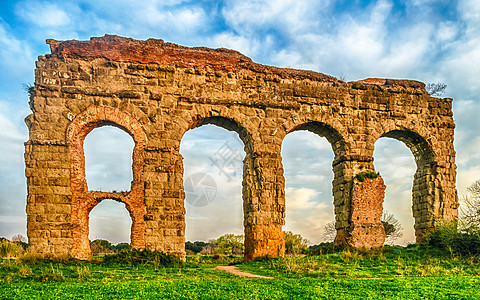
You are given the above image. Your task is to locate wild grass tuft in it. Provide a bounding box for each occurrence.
[40,264,65,282]
[74,265,90,280]
[0,240,25,258]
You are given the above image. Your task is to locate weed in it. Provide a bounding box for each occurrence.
[17,252,43,264]
[341,249,363,262]
[305,242,347,255]
[0,240,25,258]
[18,265,32,276]
[40,264,64,282]
[74,265,90,280]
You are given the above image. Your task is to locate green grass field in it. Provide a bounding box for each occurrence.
[1,246,480,299]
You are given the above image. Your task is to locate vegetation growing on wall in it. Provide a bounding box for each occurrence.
[355,171,380,182]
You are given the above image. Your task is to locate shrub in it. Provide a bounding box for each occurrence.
[426,82,447,96]
[305,242,348,256]
[211,234,244,255]
[90,239,114,256]
[111,243,130,252]
[16,252,44,264]
[102,248,182,266]
[382,211,404,245]
[425,223,480,256]
[40,265,64,282]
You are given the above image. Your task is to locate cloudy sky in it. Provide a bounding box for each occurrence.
[1,0,480,246]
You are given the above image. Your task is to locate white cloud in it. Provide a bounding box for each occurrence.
[0,216,27,239]
[182,124,245,241]
[15,1,70,27]
[0,101,28,167]
[284,187,334,244]
[0,100,28,239]
[140,5,208,34]
[374,138,416,245]
[208,33,261,58]
[436,21,459,42]
[285,187,320,210]
[222,0,330,35]
[0,22,34,80]
[458,0,480,26]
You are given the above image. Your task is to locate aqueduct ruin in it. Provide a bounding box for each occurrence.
[25,35,458,260]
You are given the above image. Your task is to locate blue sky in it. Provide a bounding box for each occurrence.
[1,0,480,245]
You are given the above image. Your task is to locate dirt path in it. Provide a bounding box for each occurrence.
[215,266,273,279]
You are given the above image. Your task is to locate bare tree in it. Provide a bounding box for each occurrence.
[322,221,336,243]
[460,179,480,232]
[426,82,447,96]
[382,211,403,245]
[11,234,27,243]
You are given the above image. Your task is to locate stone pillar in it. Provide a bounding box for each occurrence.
[412,160,458,242]
[332,159,352,245]
[25,141,73,256]
[243,145,285,261]
[143,142,186,260]
[347,176,386,248]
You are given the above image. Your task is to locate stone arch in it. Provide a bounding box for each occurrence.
[66,105,147,259]
[25,35,457,259]
[287,121,348,156]
[189,115,254,152]
[373,128,438,241]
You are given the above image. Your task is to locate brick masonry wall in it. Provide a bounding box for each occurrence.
[24,35,458,259]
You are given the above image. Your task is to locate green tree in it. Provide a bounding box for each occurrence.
[284,231,309,254]
[211,234,244,255]
[185,241,208,254]
[112,243,130,252]
[90,239,113,255]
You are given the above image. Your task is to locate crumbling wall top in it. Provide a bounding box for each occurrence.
[45,35,337,82]
[45,35,426,93]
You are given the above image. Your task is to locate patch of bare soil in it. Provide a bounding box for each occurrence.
[215,266,273,279]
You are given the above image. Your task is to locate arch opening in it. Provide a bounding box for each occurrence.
[281,130,336,246]
[375,129,437,243]
[373,138,416,245]
[282,121,347,248]
[84,125,134,192]
[381,130,435,168]
[88,199,132,254]
[181,117,247,254]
